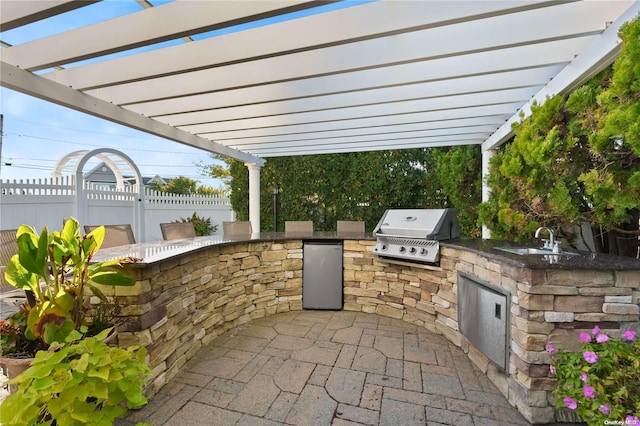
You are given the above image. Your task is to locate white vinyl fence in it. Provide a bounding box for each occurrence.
[0,177,234,242]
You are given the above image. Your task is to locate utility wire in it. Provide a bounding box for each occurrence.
[2,132,218,156]
[3,156,207,169]
[6,118,164,139]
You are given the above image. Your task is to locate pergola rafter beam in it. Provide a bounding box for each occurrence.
[0,0,98,31]
[229,129,494,151]
[161,86,540,127]
[32,0,554,88]
[184,101,527,136]
[245,137,484,157]
[214,120,507,145]
[482,1,640,151]
[139,65,562,119]
[0,62,264,166]
[2,1,326,72]
[1,0,638,161]
[77,9,614,105]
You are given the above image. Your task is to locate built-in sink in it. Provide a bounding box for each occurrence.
[495,247,579,256]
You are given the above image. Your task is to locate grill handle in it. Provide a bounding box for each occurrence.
[375,233,428,239]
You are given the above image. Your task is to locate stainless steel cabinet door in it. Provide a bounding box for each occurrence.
[458,273,509,369]
[303,242,343,309]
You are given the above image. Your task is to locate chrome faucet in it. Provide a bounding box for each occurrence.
[534,226,555,250]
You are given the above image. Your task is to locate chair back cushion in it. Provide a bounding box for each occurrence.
[84,224,136,249]
[160,222,196,240]
[285,221,313,233]
[337,221,365,233]
[222,221,252,235]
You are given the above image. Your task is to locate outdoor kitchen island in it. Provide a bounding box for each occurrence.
[93,233,640,424]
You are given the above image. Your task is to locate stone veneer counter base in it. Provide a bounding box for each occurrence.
[93,233,640,424]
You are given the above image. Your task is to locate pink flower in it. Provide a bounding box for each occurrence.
[592,325,600,335]
[595,333,609,343]
[626,416,640,426]
[563,396,577,410]
[598,404,611,415]
[583,351,598,364]
[546,342,555,353]
[579,332,591,343]
[549,365,556,375]
[580,372,588,382]
[583,385,595,398]
[623,329,636,341]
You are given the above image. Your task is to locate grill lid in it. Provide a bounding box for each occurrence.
[373,208,460,240]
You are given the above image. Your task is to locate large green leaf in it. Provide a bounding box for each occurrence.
[89,266,135,286]
[86,282,108,303]
[70,353,89,373]
[60,217,78,242]
[41,318,75,345]
[27,303,74,344]
[4,256,39,291]
[15,227,46,276]
[85,225,106,254]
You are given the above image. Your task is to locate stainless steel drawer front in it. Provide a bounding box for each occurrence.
[457,273,510,370]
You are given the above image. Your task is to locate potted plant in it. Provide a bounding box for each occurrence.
[548,326,640,425]
[1,217,135,377]
[0,327,151,425]
[174,212,218,235]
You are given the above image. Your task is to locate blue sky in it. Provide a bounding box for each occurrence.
[0,1,369,187]
[0,87,224,186]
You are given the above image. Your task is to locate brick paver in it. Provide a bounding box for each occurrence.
[114,311,539,425]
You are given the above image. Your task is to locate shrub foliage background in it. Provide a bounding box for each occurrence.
[204,148,482,237]
[479,16,640,256]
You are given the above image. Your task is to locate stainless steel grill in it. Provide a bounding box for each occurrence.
[373,208,459,263]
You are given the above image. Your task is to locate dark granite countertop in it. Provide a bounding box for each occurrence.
[442,238,640,270]
[92,232,640,271]
[92,231,374,266]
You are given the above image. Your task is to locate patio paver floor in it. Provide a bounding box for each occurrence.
[114,310,554,426]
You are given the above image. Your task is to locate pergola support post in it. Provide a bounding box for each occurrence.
[246,162,261,233]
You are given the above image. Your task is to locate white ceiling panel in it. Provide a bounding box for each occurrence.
[1,0,638,161]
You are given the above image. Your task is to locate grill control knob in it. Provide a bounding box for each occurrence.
[399,247,406,253]
[381,244,387,251]
[420,248,428,256]
[409,247,417,254]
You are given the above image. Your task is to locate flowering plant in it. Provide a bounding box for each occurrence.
[548,326,640,425]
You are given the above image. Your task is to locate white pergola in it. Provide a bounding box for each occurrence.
[2,0,639,233]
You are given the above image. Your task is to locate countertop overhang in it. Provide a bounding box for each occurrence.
[92,233,640,270]
[442,239,640,270]
[92,231,371,265]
